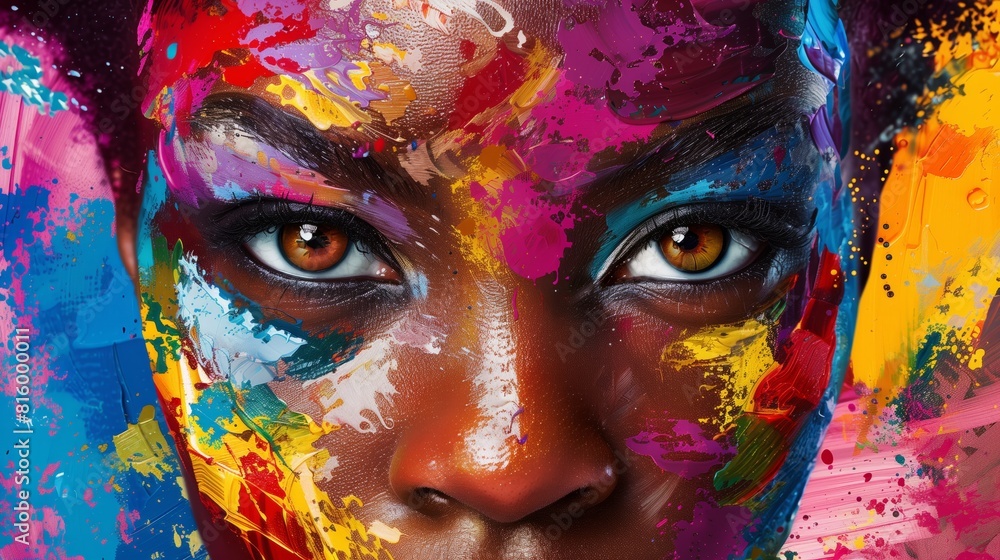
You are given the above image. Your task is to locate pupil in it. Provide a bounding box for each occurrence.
[676,231,700,252]
[303,232,330,250]
[299,224,331,250]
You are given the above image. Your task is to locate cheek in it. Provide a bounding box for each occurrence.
[616,252,847,502]
[713,250,847,506]
[175,255,306,386]
[269,334,400,435]
[660,319,780,429]
[138,243,395,557]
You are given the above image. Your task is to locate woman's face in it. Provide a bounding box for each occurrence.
[132,1,858,558]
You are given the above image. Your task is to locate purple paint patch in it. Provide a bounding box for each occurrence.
[671,501,751,560]
[559,0,785,122]
[627,418,733,478]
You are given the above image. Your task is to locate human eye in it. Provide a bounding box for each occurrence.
[615,224,763,282]
[598,200,815,319]
[208,198,402,284]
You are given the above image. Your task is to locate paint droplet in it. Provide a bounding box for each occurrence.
[895,454,905,465]
[367,521,402,543]
[898,477,905,487]
[863,472,872,482]
[166,42,178,60]
[967,188,989,210]
[821,449,833,465]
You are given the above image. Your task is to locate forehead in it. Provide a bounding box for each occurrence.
[141,0,815,136]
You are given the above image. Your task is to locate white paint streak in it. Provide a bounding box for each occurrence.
[176,255,306,387]
[395,0,515,37]
[463,303,522,471]
[305,336,399,434]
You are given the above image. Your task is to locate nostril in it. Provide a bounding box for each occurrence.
[405,487,452,516]
[392,442,622,523]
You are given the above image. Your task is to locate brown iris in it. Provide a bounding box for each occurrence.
[279,223,349,272]
[659,224,726,272]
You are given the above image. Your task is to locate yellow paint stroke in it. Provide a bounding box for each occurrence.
[187,528,203,557]
[850,52,1000,445]
[112,405,174,481]
[664,319,777,428]
[366,62,417,125]
[141,245,394,559]
[266,73,370,131]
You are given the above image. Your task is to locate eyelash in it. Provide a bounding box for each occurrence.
[626,201,813,253]
[604,201,815,286]
[204,196,399,276]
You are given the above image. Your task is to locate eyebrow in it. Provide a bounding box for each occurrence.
[579,91,825,279]
[592,90,821,209]
[187,94,428,206]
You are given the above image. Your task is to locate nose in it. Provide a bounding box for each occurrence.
[390,410,619,523]
[388,290,619,524]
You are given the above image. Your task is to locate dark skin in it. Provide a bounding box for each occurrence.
[121,1,861,558]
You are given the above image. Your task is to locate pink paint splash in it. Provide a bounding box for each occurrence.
[37,462,61,496]
[471,176,579,282]
[786,381,1000,558]
[116,509,142,544]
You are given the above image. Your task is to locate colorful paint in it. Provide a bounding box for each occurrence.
[1,1,998,559]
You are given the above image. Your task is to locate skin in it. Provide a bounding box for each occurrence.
[121,1,860,558]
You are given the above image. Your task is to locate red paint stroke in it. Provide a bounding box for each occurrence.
[714,250,844,505]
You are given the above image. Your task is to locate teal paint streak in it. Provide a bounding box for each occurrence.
[188,382,241,449]
[136,151,169,275]
[592,133,822,279]
[284,327,364,381]
[0,41,69,115]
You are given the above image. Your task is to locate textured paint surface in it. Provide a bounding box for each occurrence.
[0,32,203,559]
[780,8,1000,555]
[0,1,999,559]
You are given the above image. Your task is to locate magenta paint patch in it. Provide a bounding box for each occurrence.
[559,0,785,122]
[627,418,733,478]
